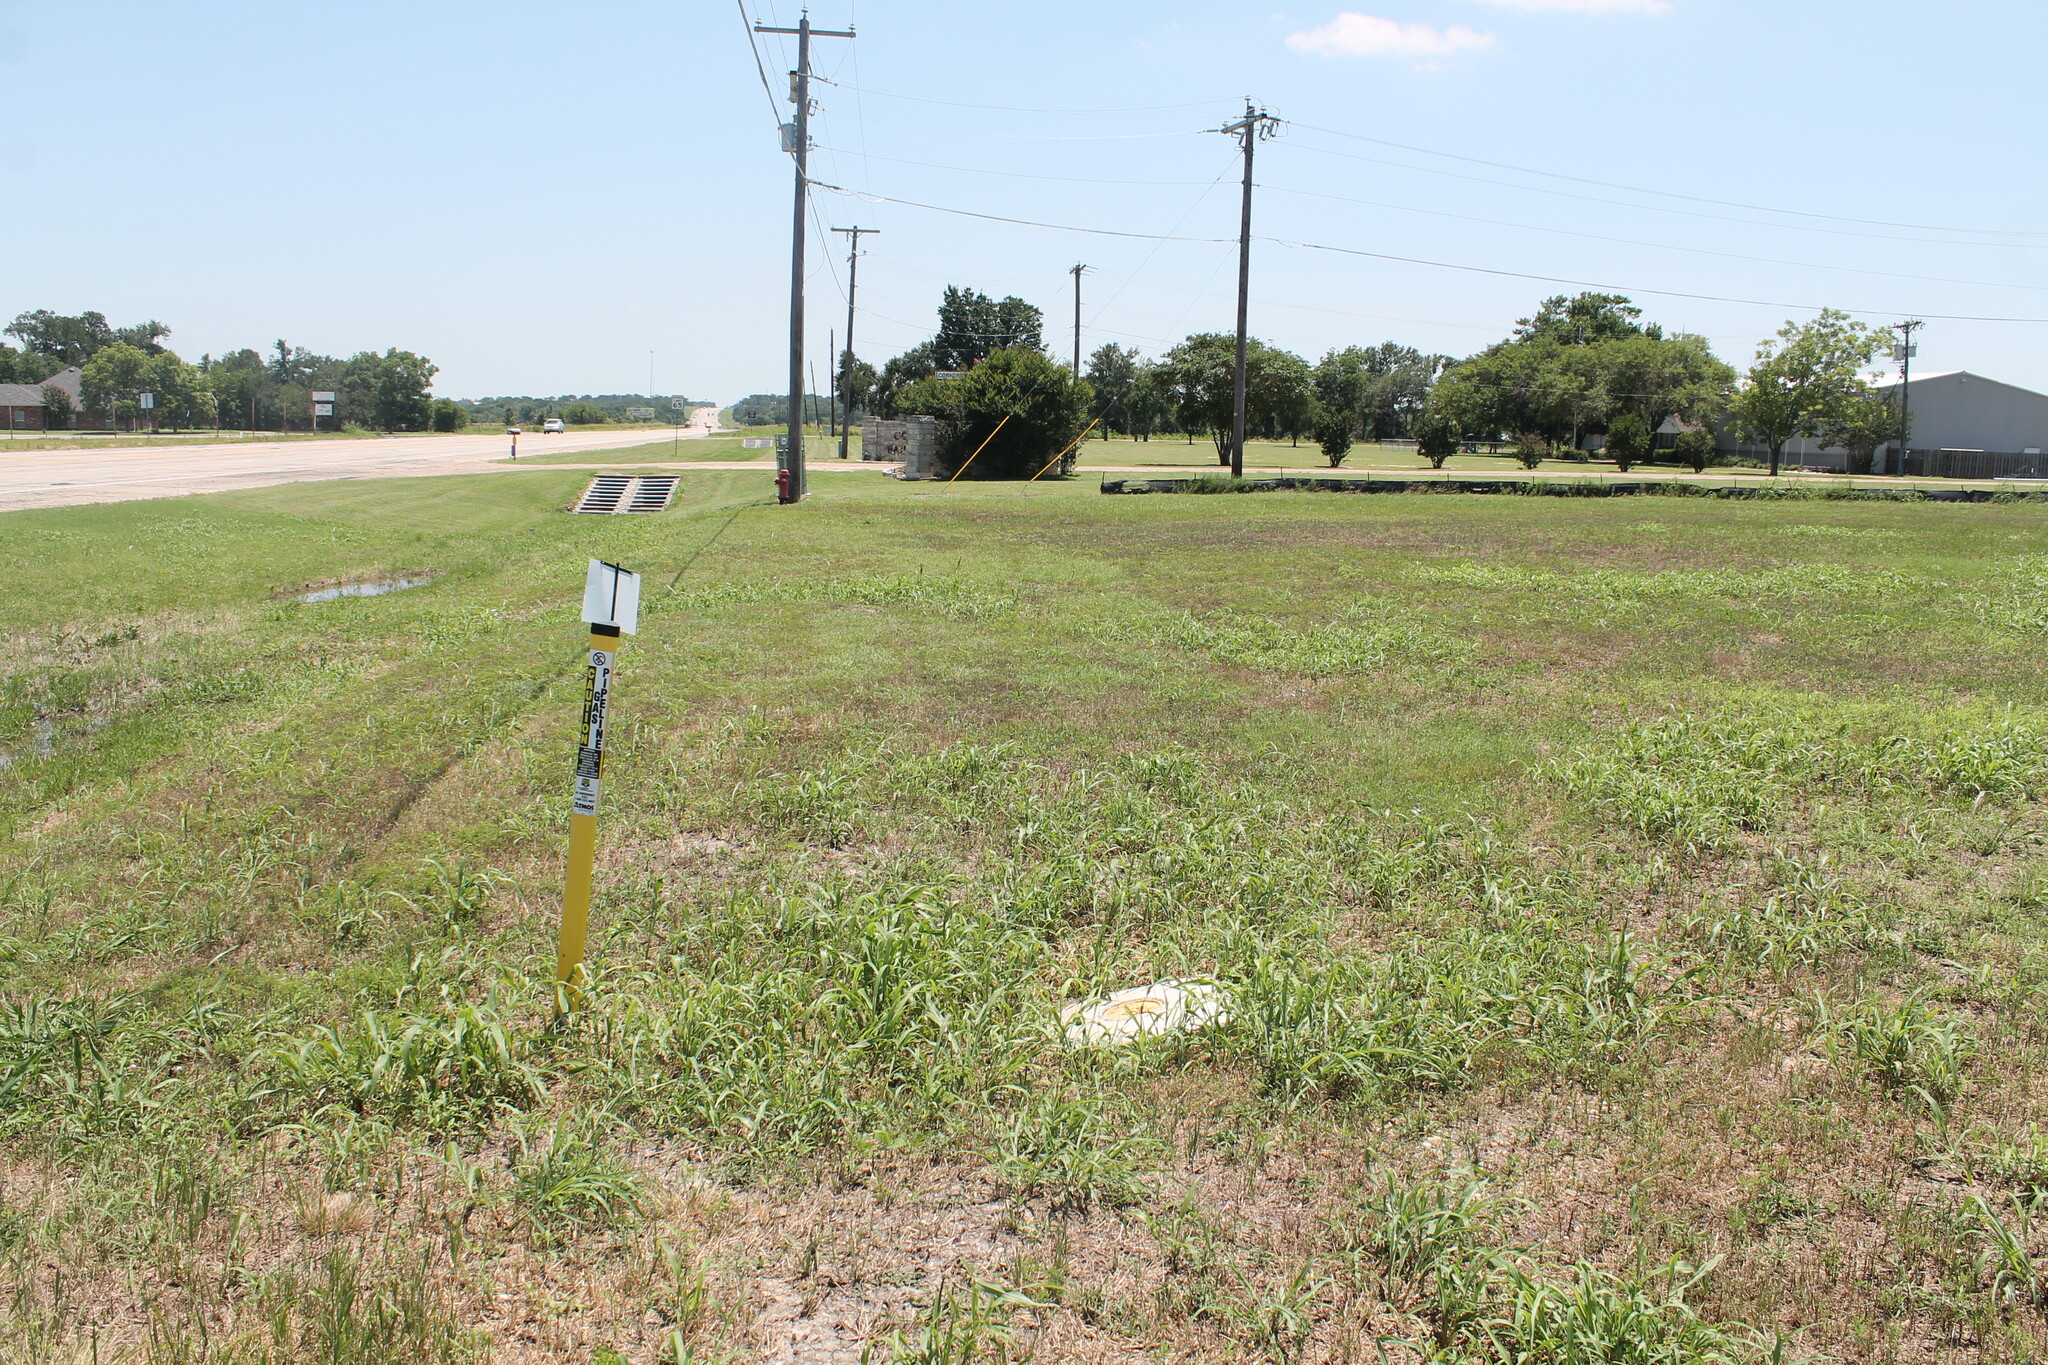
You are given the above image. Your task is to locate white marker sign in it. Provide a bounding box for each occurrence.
[581,559,641,635]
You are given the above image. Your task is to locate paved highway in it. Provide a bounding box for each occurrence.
[0,409,720,512]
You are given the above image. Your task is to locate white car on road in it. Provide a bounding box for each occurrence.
[543,418,565,434]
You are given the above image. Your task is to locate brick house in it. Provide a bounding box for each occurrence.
[0,367,100,431]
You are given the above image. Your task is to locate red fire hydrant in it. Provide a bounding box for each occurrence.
[776,467,793,503]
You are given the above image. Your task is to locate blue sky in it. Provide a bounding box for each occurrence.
[9,1,2046,401]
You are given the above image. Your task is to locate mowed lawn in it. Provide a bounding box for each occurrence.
[6,470,2048,1364]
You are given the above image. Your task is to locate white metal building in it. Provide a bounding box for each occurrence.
[1726,370,2048,476]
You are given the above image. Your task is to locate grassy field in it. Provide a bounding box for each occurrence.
[508,433,801,467]
[6,470,2048,1363]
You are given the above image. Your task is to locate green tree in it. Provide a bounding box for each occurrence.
[1084,343,1140,435]
[1817,385,1904,476]
[270,340,326,385]
[1156,333,1313,465]
[38,382,74,429]
[7,309,112,363]
[1514,292,1653,345]
[561,401,607,425]
[0,343,63,384]
[80,342,153,423]
[144,351,210,430]
[1601,332,1733,433]
[1124,362,1173,442]
[429,399,469,432]
[932,286,1043,371]
[1605,412,1650,472]
[1433,295,1733,455]
[1315,343,1447,441]
[895,346,1091,480]
[1314,407,1354,468]
[1414,405,1462,469]
[6,309,170,363]
[836,351,879,421]
[342,349,438,431]
[873,342,939,418]
[1733,310,1885,476]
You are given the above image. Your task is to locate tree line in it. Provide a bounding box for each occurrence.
[1,309,458,433]
[830,286,1905,475]
[457,395,705,427]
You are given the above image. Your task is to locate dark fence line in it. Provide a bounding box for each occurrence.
[1902,449,2048,481]
[1099,475,2047,503]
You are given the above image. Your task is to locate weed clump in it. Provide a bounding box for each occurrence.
[269,993,547,1133]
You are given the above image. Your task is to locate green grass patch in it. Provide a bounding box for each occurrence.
[6,474,2048,1360]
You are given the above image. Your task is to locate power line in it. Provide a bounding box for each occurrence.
[813,77,1232,118]
[832,112,1202,142]
[734,1,784,127]
[1280,135,2048,251]
[1289,121,2048,241]
[810,180,2048,324]
[811,180,1229,243]
[1270,236,2048,326]
[1262,183,2048,294]
[811,145,1218,187]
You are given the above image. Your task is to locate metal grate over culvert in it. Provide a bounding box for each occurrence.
[572,475,678,514]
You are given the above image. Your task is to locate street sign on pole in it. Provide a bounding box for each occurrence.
[138,393,154,410]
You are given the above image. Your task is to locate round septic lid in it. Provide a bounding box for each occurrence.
[1061,978,1230,1047]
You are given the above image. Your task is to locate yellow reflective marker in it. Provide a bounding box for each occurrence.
[555,558,641,1012]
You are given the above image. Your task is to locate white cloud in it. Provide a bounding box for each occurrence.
[1285,13,1497,59]
[1468,0,1672,12]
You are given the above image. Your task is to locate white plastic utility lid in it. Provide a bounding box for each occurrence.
[1061,979,1230,1048]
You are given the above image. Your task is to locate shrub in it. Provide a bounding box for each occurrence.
[1673,427,1715,473]
[899,347,1092,480]
[561,401,608,425]
[1605,413,1650,472]
[1511,431,1550,469]
[1185,473,1258,494]
[1416,409,1462,469]
[428,399,467,432]
[1314,412,1354,468]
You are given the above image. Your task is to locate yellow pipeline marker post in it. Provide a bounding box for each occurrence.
[554,558,641,1013]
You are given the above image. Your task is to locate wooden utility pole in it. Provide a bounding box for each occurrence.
[1894,319,1923,477]
[756,12,854,502]
[1219,102,1278,479]
[1070,263,1087,376]
[832,225,877,460]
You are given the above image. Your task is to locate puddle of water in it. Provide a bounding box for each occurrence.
[0,717,58,771]
[296,575,435,603]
